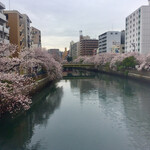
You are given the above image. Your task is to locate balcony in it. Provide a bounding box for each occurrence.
[20,43,24,50]
[0,13,6,22]
[4,27,9,34]
[20,24,24,32]
[0,2,5,9]
[0,38,9,44]
[4,39,9,44]
[20,34,24,41]
[0,25,9,34]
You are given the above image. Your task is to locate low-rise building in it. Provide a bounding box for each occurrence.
[0,2,9,44]
[30,26,41,48]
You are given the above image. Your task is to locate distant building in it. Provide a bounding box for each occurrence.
[98,31,121,53]
[70,41,80,59]
[21,14,32,48]
[4,10,25,53]
[62,47,69,60]
[79,34,98,56]
[48,49,61,61]
[69,41,74,57]
[120,30,125,53]
[30,26,41,48]
[48,48,59,54]
[0,2,9,44]
[125,1,150,54]
[48,49,61,58]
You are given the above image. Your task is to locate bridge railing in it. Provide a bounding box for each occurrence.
[63,64,94,67]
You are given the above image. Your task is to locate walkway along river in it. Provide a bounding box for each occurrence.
[0,70,150,150]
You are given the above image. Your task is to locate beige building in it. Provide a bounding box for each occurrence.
[62,47,68,60]
[0,2,9,44]
[21,14,32,48]
[4,10,25,55]
[30,26,41,48]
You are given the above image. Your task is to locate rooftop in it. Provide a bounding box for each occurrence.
[0,2,5,9]
[4,10,23,18]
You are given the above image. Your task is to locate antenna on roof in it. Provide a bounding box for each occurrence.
[79,30,83,41]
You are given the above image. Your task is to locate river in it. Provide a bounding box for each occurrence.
[0,70,150,150]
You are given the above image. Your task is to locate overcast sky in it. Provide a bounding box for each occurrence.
[1,0,149,51]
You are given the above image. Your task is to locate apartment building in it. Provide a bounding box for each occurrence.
[80,34,98,56]
[0,2,9,44]
[98,31,121,53]
[21,14,32,48]
[30,26,41,48]
[4,10,25,52]
[125,1,150,54]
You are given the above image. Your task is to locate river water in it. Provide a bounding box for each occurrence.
[0,70,150,150]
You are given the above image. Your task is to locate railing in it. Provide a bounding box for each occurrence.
[0,2,5,9]
[63,64,95,67]
[0,13,6,22]
[20,34,24,41]
[20,24,24,32]
[0,25,9,34]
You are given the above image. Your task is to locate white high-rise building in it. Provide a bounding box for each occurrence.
[125,1,150,54]
[0,2,9,44]
[98,31,121,53]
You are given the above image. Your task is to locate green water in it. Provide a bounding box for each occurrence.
[0,71,150,150]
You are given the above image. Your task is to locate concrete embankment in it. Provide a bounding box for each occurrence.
[29,77,51,95]
[0,77,53,122]
[72,65,150,83]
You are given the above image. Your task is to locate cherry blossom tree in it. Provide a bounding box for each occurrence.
[0,44,62,118]
[73,52,150,71]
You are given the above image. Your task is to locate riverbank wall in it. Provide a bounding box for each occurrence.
[0,77,53,122]
[29,77,51,95]
[72,65,150,83]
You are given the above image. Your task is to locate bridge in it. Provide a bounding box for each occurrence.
[62,64,95,71]
[63,64,94,68]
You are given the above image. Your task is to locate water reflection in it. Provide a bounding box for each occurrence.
[0,70,150,150]
[0,83,63,150]
[69,73,150,150]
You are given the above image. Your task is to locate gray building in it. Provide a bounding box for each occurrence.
[125,1,150,54]
[98,31,121,53]
[70,41,80,59]
[48,49,60,56]
[21,14,32,48]
[0,2,9,44]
